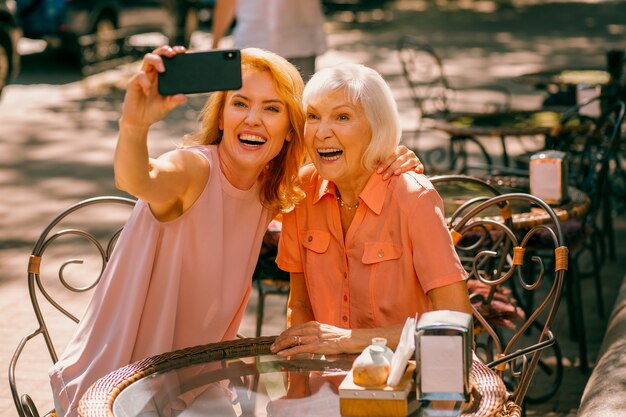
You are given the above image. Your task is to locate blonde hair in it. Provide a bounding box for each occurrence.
[302,63,401,171]
[185,48,306,212]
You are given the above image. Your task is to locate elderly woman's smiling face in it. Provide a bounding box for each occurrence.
[304,88,373,184]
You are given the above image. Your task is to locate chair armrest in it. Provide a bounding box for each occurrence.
[487,330,556,370]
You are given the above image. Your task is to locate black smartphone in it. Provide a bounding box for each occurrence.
[157,50,242,96]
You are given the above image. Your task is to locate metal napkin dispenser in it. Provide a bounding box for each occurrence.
[530,150,569,205]
[415,310,472,401]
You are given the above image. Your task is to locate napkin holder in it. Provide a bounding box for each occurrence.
[415,310,472,401]
[529,150,569,205]
[339,361,418,417]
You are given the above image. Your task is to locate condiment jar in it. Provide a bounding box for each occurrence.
[353,345,390,387]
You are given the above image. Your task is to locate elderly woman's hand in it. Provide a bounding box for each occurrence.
[270,321,360,357]
[376,145,424,180]
[119,45,188,130]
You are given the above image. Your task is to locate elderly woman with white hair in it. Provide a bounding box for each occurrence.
[270,63,472,356]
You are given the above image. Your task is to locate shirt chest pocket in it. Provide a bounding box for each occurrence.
[362,242,402,264]
[301,230,331,254]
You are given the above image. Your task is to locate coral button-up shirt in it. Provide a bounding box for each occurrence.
[277,165,467,329]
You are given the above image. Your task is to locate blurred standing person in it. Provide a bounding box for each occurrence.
[211,0,327,81]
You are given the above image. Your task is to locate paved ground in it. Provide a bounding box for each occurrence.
[2,1,626,416]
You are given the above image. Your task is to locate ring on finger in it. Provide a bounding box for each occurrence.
[293,335,301,346]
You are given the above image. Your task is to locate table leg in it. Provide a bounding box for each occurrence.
[565,268,590,373]
[449,135,493,173]
[499,135,510,167]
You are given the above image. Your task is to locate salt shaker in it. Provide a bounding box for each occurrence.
[371,337,394,363]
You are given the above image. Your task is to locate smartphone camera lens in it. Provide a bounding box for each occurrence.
[225,51,235,59]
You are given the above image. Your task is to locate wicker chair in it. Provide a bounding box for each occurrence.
[448,192,568,407]
[8,196,136,417]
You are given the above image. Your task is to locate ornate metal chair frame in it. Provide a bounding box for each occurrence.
[8,196,136,417]
[448,192,567,407]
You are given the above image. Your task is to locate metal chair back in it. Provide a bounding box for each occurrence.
[550,97,625,327]
[397,35,451,120]
[550,97,625,248]
[397,35,511,123]
[449,192,567,406]
[252,225,290,336]
[8,196,136,417]
[397,35,512,173]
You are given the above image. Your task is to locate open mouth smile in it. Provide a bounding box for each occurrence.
[239,134,267,146]
[318,148,343,161]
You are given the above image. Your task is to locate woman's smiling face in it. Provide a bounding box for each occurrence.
[304,88,372,183]
[219,70,293,173]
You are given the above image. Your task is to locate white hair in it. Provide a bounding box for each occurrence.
[303,63,402,171]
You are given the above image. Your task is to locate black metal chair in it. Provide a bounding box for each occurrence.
[549,98,625,372]
[459,97,625,372]
[8,196,136,417]
[252,224,290,337]
[397,35,514,172]
[448,192,568,408]
[548,96,625,262]
[397,35,512,128]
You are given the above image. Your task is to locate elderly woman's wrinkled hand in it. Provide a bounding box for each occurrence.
[270,321,355,357]
[376,145,424,180]
[120,45,188,129]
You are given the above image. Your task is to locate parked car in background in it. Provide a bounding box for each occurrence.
[0,0,20,96]
[16,0,214,66]
[322,0,392,14]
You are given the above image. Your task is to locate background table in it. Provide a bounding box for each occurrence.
[78,337,514,417]
[430,110,563,170]
[436,175,590,230]
[515,69,610,108]
[516,69,610,90]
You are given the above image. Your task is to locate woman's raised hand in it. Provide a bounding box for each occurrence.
[119,45,188,129]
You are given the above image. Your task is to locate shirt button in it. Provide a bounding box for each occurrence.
[342,315,348,322]
[343,295,348,302]
[307,235,313,242]
[378,250,384,258]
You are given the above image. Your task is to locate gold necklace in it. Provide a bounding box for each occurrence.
[336,193,359,211]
